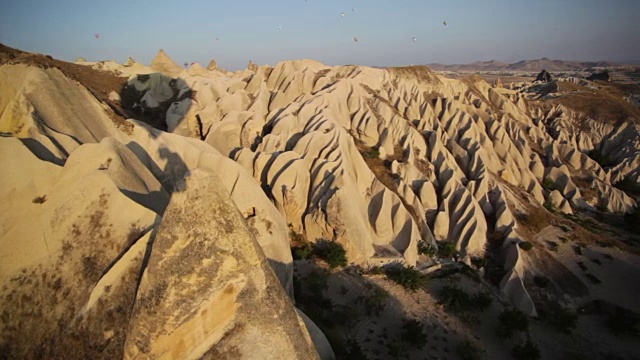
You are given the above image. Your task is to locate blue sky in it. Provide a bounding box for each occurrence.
[1,0,639,70]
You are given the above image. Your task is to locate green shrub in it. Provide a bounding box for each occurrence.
[313,239,348,268]
[362,288,389,316]
[542,177,555,190]
[365,265,385,275]
[438,241,457,258]
[543,199,556,213]
[456,340,485,360]
[386,266,428,291]
[496,308,529,338]
[440,285,471,311]
[400,318,425,347]
[511,340,540,360]
[540,302,578,334]
[440,286,492,312]
[292,242,312,260]
[472,291,493,311]
[518,241,533,251]
[418,240,437,256]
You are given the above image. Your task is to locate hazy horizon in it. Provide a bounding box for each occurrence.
[1,0,639,71]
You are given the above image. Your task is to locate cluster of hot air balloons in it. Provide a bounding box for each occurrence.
[92,3,449,63]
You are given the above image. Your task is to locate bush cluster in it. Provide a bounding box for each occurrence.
[496,308,529,338]
[439,285,493,313]
[386,266,429,291]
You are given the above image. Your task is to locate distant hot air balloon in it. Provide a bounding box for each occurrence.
[341,12,345,17]
[352,7,355,12]
[94,33,100,39]
[443,21,448,26]
[278,25,282,30]
[184,62,189,68]
[412,36,417,42]
[353,36,359,42]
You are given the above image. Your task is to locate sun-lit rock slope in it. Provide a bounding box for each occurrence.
[0,43,638,358]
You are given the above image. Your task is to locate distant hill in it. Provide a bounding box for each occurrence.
[428,57,613,72]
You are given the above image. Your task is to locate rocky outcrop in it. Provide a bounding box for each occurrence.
[124,169,320,360]
[149,49,184,77]
[587,71,611,82]
[535,69,552,82]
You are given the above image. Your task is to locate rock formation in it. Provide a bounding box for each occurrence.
[1,45,639,359]
[535,69,552,82]
[587,70,611,82]
[150,49,184,77]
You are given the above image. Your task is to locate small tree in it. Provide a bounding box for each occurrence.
[386,266,428,291]
[313,239,348,268]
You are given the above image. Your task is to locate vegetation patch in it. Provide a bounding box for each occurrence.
[496,308,529,338]
[511,340,541,360]
[313,239,348,269]
[437,241,457,258]
[385,266,429,291]
[539,301,578,334]
[439,285,493,313]
[417,240,437,257]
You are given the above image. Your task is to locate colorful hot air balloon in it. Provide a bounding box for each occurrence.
[94,33,100,39]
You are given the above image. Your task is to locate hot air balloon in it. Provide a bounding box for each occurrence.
[443,21,448,26]
[94,33,100,39]
[341,12,345,17]
[412,37,417,42]
[353,36,359,42]
[184,62,189,68]
[278,25,282,31]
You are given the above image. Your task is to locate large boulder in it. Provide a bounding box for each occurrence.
[535,69,552,82]
[587,71,611,82]
[123,169,321,359]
